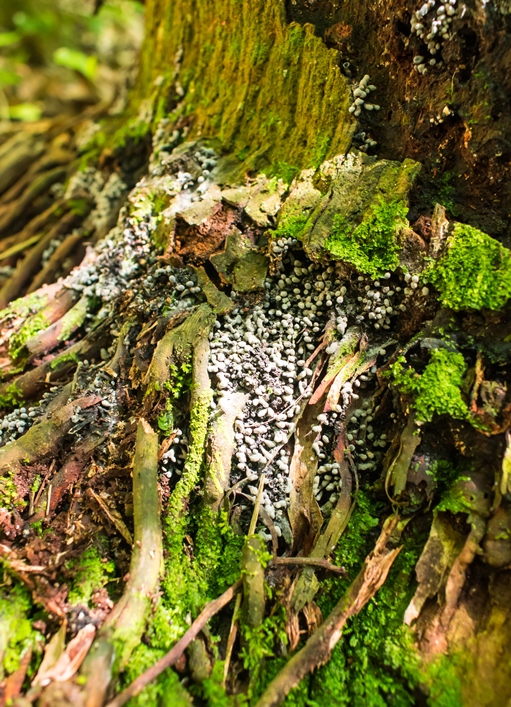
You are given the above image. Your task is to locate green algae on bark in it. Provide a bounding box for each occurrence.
[138,0,354,176]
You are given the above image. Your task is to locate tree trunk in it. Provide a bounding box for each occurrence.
[1,1,511,706]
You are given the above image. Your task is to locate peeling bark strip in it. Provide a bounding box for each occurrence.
[70,419,162,707]
[255,516,403,707]
[105,580,242,707]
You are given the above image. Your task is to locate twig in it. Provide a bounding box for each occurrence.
[254,516,403,707]
[223,592,242,686]
[270,557,346,574]
[105,579,242,707]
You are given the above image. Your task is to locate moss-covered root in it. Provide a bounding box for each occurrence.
[166,334,213,527]
[76,419,162,707]
[143,303,215,398]
[0,394,100,475]
[255,516,404,707]
[205,390,248,511]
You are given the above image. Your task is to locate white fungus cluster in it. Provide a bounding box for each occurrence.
[411,0,458,73]
[353,131,378,154]
[354,274,405,330]
[205,240,396,531]
[348,75,380,118]
[88,172,128,233]
[66,216,153,307]
[0,405,41,446]
[345,401,392,472]
[65,166,105,201]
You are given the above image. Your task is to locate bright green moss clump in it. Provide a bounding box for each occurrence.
[0,581,40,677]
[9,312,49,360]
[425,223,511,310]
[326,198,408,278]
[67,545,116,606]
[272,213,309,243]
[390,349,468,423]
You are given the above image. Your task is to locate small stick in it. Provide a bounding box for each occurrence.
[45,485,52,517]
[223,592,242,687]
[105,579,242,707]
[270,557,346,575]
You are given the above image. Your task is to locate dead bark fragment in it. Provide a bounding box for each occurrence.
[404,511,467,626]
[205,390,248,511]
[386,413,422,499]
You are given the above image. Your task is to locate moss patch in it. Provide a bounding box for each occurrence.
[67,545,116,606]
[137,1,354,177]
[389,349,469,423]
[9,312,49,361]
[0,381,23,410]
[326,197,408,278]
[0,579,40,678]
[425,223,511,310]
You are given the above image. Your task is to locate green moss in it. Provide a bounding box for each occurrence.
[425,223,511,310]
[0,382,23,410]
[0,579,40,677]
[67,545,116,606]
[200,662,246,706]
[137,1,354,179]
[9,312,49,361]
[266,161,300,185]
[194,507,245,600]
[0,291,48,323]
[242,605,289,701]
[389,349,468,423]
[165,361,192,399]
[57,296,89,343]
[272,213,309,243]
[161,390,214,633]
[112,116,151,152]
[326,198,408,278]
[50,351,80,370]
[122,643,193,706]
[0,470,25,511]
